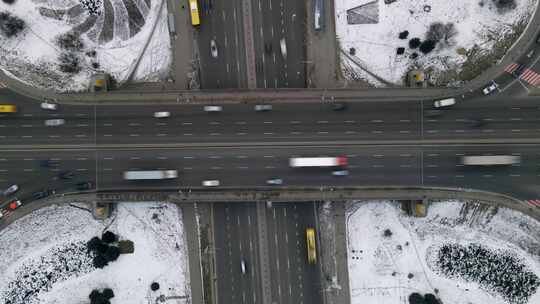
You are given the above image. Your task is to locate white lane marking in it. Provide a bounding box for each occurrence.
[455,130,465,133]
[399,119,411,123]
[345,120,356,123]
[290,131,302,134]
[482,175,493,178]
[427,175,438,178]
[209,156,222,159]
[400,154,412,157]
[0,125,5,127]
[75,134,87,138]
[455,175,464,178]
[426,130,439,133]
[103,134,113,137]
[237,155,247,158]
[511,129,521,132]
[130,157,140,160]
[48,135,60,138]
[129,134,140,137]
[0,158,7,161]
[510,118,522,121]
[290,121,301,124]
[103,157,114,160]
[371,130,383,134]
[183,156,194,159]
[182,122,193,125]
[209,122,220,125]
[155,122,167,126]
[21,124,32,128]
[237,166,249,169]
[347,154,358,158]
[23,158,34,161]
[263,132,274,135]
[76,168,88,171]
[210,133,221,136]
[211,166,222,170]
[373,154,384,157]
[76,157,88,160]
[371,119,384,123]
[427,164,439,168]
[427,153,439,157]
[76,113,86,117]
[265,165,275,169]
[23,114,33,117]
[345,131,356,134]
[76,124,89,127]
[235,121,247,125]
[482,129,494,133]
[399,130,410,134]
[103,168,113,171]
[263,121,273,124]
[372,164,384,168]
[455,153,465,156]
[317,120,328,124]
[509,174,521,177]
[426,119,438,122]
[184,133,193,136]
[236,132,247,135]
[156,133,167,137]
[128,123,141,127]
[317,131,329,134]
[23,168,34,172]
[400,164,412,168]
[263,155,274,158]
[183,167,193,170]
[103,123,113,127]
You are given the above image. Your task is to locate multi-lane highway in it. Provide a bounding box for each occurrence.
[213,202,322,304]
[1,92,540,200]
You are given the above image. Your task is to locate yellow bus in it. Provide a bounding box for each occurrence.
[188,0,200,26]
[0,104,17,113]
[306,228,317,264]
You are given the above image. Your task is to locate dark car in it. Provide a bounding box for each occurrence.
[264,42,272,54]
[76,181,94,191]
[332,103,348,111]
[511,64,525,77]
[58,170,74,180]
[32,189,56,200]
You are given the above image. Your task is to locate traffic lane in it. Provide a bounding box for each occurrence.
[214,203,260,304]
[0,151,96,203]
[283,0,306,88]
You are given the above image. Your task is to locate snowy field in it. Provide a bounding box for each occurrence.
[0,0,171,92]
[335,0,536,86]
[0,202,190,304]
[346,200,540,304]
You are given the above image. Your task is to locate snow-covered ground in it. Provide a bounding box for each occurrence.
[335,0,536,86]
[0,202,190,304]
[0,0,171,92]
[346,200,540,304]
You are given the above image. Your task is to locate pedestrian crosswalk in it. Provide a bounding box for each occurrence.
[504,63,521,74]
[504,63,540,86]
[526,200,540,207]
[519,69,540,86]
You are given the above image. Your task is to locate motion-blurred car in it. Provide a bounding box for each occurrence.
[40,102,58,110]
[332,170,349,176]
[7,199,22,210]
[44,119,65,126]
[153,111,170,118]
[3,184,19,196]
[240,259,247,274]
[210,39,218,58]
[204,105,222,112]
[76,181,93,190]
[482,81,499,95]
[32,189,56,200]
[202,180,220,187]
[266,178,283,185]
[255,104,272,112]
[58,170,74,180]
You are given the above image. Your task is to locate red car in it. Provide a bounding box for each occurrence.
[8,199,22,210]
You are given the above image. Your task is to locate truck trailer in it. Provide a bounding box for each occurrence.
[461,155,520,166]
[123,170,178,180]
[289,156,347,168]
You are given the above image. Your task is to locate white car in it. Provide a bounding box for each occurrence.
[266,178,283,185]
[255,104,272,112]
[240,260,246,274]
[280,38,287,58]
[202,180,220,187]
[44,119,65,126]
[153,111,170,118]
[332,170,349,176]
[433,98,456,108]
[210,39,218,58]
[3,184,18,196]
[204,105,222,112]
[482,81,499,95]
[41,102,58,110]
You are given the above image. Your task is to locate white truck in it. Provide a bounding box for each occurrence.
[123,170,178,180]
[461,155,520,166]
[289,156,347,168]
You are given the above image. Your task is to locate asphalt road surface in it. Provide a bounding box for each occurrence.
[198,0,247,89]
[213,202,321,304]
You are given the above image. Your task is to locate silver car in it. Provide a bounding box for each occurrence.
[44,119,65,126]
[41,102,58,110]
[255,104,272,112]
[3,184,18,196]
[332,170,349,176]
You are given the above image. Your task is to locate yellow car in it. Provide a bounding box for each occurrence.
[0,104,17,113]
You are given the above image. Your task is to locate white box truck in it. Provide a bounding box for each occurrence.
[123,170,178,180]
